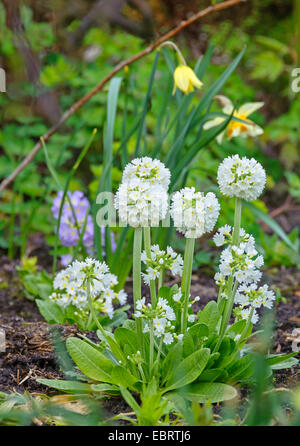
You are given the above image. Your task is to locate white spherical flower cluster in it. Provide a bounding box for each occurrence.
[170,187,220,238]
[50,258,127,318]
[141,245,183,285]
[217,155,266,201]
[234,283,275,324]
[115,181,168,227]
[122,157,171,190]
[115,158,170,228]
[134,297,176,345]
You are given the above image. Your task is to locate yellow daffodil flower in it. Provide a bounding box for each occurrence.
[203,98,264,143]
[173,65,203,95]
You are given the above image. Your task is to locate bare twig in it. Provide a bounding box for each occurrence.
[0,0,247,195]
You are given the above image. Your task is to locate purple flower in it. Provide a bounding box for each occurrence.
[58,222,80,247]
[61,254,73,266]
[82,215,94,248]
[52,191,90,220]
[52,191,116,258]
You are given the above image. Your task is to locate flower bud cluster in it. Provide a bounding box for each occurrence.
[134,297,176,345]
[141,245,183,285]
[50,258,127,318]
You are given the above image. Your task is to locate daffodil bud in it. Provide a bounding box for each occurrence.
[173,65,203,95]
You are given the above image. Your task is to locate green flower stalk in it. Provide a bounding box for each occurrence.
[170,187,220,333]
[133,228,143,347]
[181,237,195,333]
[215,197,242,350]
[214,154,267,351]
[143,227,157,306]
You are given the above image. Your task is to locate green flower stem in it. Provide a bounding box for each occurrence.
[143,227,157,306]
[86,278,106,337]
[86,310,93,330]
[158,268,164,291]
[217,285,224,305]
[133,228,143,348]
[153,337,164,376]
[138,363,146,382]
[86,278,127,366]
[215,197,242,351]
[232,197,242,245]
[181,237,195,333]
[159,41,187,65]
[149,320,154,375]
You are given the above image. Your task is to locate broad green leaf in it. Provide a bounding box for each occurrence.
[111,365,138,388]
[267,352,298,366]
[66,337,113,382]
[90,383,120,395]
[227,320,247,336]
[165,348,210,391]
[270,358,299,370]
[36,299,64,324]
[197,301,220,334]
[178,382,237,403]
[188,322,209,338]
[114,327,138,354]
[226,354,255,382]
[183,333,195,357]
[36,379,91,393]
[218,337,235,358]
[162,342,183,385]
[198,368,228,383]
[206,352,220,369]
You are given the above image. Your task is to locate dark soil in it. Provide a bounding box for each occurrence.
[0,255,299,419]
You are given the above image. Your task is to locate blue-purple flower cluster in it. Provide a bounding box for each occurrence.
[52,191,94,259]
[52,191,117,266]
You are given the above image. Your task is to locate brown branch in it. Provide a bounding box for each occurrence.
[0,0,247,195]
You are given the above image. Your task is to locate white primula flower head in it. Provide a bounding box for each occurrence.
[238,307,259,324]
[122,157,171,191]
[134,297,176,344]
[50,258,126,318]
[213,225,255,249]
[141,245,183,285]
[234,283,275,310]
[170,187,220,238]
[115,182,168,227]
[217,155,266,201]
[219,243,263,285]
